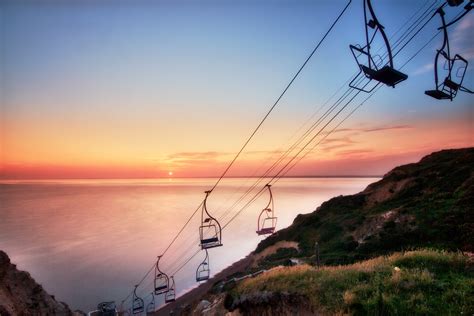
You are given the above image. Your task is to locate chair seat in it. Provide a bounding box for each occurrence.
[425,89,452,100]
[362,65,408,87]
[444,78,460,91]
[133,307,144,313]
[201,241,222,249]
[256,227,275,235]
[155,287,169,295]
[201,237,222,249]
[196,275,209,282]
[201,237,219,244]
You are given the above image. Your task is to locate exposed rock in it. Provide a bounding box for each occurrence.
[251,241,299,268]
[194,300,211,313]
[352,207,416,244]
[0,250,76,315]
[227,291,314,316]
[363,177,414,208]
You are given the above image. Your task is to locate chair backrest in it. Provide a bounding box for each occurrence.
[199,191,223,249]
[165,277,176,303]
[154,256,170,295]
[132,298,144,314]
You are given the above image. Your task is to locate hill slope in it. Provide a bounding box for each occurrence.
[158,148,474,315]
[228,249,474,315]
[255,147,474,267]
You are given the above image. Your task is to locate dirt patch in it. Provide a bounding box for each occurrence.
[227,291,315,316]
[363,178,414,208]
[352,208,415,244]
[251,241,299,267]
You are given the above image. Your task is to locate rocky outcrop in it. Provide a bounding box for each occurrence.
[0,251,74,316]
[225,291,314,316]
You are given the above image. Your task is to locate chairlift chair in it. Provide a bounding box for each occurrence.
[132,285,144,315]
[448,0,464,7]
[97,301,117,316]
[154,255,170,295]
[425,54,468,100]
[349,0,408,92]
[119,300,126,315]
[199,190,223,249]
[256,184,277,236]
[196,249,211,282]
[164,276,176,303]
[146,292,155,314]
[425,6,471,100]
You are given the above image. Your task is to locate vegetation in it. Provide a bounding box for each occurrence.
[230,249,474,315]
[186,149,474,315]
[255,148,474,266]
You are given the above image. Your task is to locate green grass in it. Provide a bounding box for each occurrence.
[231,249,474,315]
[254,148,474,267]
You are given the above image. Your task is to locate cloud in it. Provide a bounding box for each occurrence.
[412,63,434,76]
[318,125,413,154]
[156,151,233,170]
[332,125,413,134]
[362,125,413,133]
[166,151,227,160]
[335,149,374,156]
[450,13,474,61]
[322,136,356,145]
[319,136,358,152]
[323,143,354,151]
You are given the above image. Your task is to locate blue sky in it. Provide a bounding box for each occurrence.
[1,0,473,178]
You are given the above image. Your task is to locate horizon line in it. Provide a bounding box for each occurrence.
[0,175,383,181]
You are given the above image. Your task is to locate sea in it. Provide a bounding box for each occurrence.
[0,177,378,312]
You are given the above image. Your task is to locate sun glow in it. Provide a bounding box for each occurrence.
[168,171,173,176]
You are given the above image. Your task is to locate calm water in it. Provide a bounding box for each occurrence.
[0,177,377,312]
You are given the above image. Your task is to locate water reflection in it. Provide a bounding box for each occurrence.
[0,177,377,312]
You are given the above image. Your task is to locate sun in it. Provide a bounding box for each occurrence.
[168,171,173,176]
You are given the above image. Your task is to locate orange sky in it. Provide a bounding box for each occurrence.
[1,2,473,179]
[1,113,472,179]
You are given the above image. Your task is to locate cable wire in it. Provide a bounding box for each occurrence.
[121,0,353,303]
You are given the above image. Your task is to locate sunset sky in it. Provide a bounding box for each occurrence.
[1,0,473,179]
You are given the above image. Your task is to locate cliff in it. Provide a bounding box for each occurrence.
[0,251,76,316]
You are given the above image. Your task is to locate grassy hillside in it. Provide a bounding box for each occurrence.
[228,250,474,315]
[164,149,474,316]
[255,148,474,267]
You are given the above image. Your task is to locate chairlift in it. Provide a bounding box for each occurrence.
[96,301,117,316]
[119,300,126,315]
[349,0,408,92]
[132,285,144,315]
[447,0,464,6]
[256,184,277,235]
[199,190,223,249]
[119,300,130,316]
[164,276,176,303]
[196,249,211,282]
[145,292,155,314]
[154,255,169,295]
[425,4,472,100]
